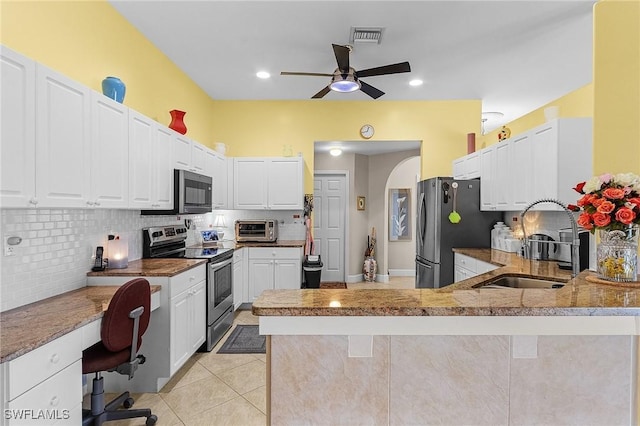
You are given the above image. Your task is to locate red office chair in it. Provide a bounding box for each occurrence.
[82,278,157,426]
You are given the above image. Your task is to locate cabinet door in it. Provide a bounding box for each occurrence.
[0,46,36,208]
[493,141,510,210]
[170,290,190,375]
[191,141,207,174]
[248,259,274,301]
[531,123,558,205]
[212,152,228,209]
[452,157,465,179]
[173,133,192,170]
[35,65,91,208]
[90,92,128,208]
[465,152,481,179]
[153,126,174,209]
[268,158,304,209]
[479,146,496,211]
[274,258,302,290]
[234,158,268,209]
[233,250,246,309]
[128,110,155,209]
[509,133,533,210]
[189,281,206,353]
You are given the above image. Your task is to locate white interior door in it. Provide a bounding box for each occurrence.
[313,174,346,282]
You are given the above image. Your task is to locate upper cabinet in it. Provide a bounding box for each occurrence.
[173,135,206,175]
[1,46,36,208]
[234,157,304,210]
[452,151,480,180]
[203,147,228,209]
[474,118,593,211]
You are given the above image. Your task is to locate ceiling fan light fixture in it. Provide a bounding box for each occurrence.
[329,148,342,156]
[329,69,361,93]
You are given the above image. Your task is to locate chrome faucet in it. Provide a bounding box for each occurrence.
[520,198,580,278]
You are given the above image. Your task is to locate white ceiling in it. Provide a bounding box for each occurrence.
[110,0,596,148]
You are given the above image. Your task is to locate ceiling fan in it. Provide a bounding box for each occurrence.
[281,44,411,99]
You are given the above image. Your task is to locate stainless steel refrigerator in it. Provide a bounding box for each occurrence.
[415,177,502,288]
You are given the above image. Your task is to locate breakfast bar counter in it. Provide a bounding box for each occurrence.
[252,249,639,425]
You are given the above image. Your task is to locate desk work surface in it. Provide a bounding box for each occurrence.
[0,285,161,363]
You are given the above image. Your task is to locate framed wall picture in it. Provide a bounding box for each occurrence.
[389,188,411,241]
[357,196,366,211]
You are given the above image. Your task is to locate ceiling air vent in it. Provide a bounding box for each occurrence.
[350,27,384,44]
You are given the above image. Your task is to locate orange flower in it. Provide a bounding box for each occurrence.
[592,212,611,227]
[628,197,640,210]
[577,212,593,230]
[591,197,605,208]
[602,187,625,200]
[577,194,594,207]
[615,207,636,225]
[597,200,616,214]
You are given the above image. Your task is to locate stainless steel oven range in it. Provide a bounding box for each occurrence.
[143,225,234,351]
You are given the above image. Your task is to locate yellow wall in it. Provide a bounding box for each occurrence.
[480,83,594,149]
[0,0,216,145]
[210,100,481,191]
[592,0,640,175]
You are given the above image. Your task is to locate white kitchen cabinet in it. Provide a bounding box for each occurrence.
[452,151,480,180]
[170,279,205,375]
[248,247,303,300]
[35,64,92,208]
[128,111,174,210]
[173,135,207,174]
[1,328,83,425]
[509,132,533,210]
[191,141,207,174]
[233,248,248,309]
[529,118,592,210]
[203,147,228,209]
[454,253,498,283]
[0,46,36,208]
[493,141,510,210]
[90,92,129,208]
[234,157,304,210]
[479,145,497,211]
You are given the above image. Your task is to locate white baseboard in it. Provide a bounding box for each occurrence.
[388,269,415,277]
[346,274,389,283]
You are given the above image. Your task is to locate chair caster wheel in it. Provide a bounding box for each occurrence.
[146,415,157,426]
[123,397,134,409]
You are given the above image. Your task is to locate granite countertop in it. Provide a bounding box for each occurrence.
[253,248,640,317]
[86,258,207,277]
[234,240,305,248]
[0,285,161,363]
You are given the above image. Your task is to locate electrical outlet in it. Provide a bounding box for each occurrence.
[4,237,14,256]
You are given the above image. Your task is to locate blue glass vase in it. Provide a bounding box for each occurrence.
[101,76,126,103]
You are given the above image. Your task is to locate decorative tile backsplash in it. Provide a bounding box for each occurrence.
[0,208,304,312]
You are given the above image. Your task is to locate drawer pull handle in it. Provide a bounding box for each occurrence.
[50,353,60,364]
[50,396,59,407]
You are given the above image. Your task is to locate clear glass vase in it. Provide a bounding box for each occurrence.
[597,225,639,282]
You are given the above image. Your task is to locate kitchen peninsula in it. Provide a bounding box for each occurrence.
[253,250,640,425]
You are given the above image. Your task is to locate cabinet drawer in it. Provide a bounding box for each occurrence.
[170,264,206,298]
[6,328,81,401]
[249,247,301,259]
[454,254,477,273]
[6,360,82,425]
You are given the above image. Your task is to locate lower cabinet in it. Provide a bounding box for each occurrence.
[454,253,498,282]
[233,248,248,309]
[170,280,205,375]
[248,247,302,301]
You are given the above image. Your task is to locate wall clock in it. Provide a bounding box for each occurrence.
[360,124,374,139]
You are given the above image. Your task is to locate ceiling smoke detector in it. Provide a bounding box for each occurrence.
[350,27,384,44]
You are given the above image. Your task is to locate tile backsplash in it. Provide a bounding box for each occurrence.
[0,208,304,312]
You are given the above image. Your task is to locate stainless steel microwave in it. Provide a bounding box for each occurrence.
[142,169,212,215]
[235,220,278,242]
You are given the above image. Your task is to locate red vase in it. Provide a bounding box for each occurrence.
[169,109,187,134]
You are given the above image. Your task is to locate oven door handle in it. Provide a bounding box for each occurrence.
[209,257,233,270]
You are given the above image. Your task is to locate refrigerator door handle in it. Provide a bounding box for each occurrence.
[419,192,426,242]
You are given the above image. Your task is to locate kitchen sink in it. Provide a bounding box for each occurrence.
[474,276,566,289]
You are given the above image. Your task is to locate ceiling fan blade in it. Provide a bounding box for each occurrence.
[311,86,331,99]
[281,71,333,77]
[357,62,411,78]
[332,44,350,73]
[359,80,385,99]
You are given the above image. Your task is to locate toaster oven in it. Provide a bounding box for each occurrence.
[235,220,278,242]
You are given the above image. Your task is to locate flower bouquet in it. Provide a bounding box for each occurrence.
[570,173,640,282]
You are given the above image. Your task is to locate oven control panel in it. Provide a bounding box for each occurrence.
[144,225,188,245]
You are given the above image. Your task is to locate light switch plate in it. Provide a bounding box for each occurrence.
[512,335,538,359]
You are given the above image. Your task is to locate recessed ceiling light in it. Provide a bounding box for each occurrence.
[329,148,342,157]
[256,71,270,79]
[409,79,423,86]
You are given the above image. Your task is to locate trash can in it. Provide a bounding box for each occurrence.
[302,255,323,288]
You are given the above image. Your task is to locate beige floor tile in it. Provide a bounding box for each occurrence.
[233,310,259,325]
[242,385,267,414]
[181,396,265,426]
[161,376,239,422]
[82,393,183,426]
[198,352,259,375]
[214,359,265,395]
[347,276,415,289]
[171,361,215,390]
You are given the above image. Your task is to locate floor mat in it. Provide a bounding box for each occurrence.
[319,282,347,289]
[217,325,265,354]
